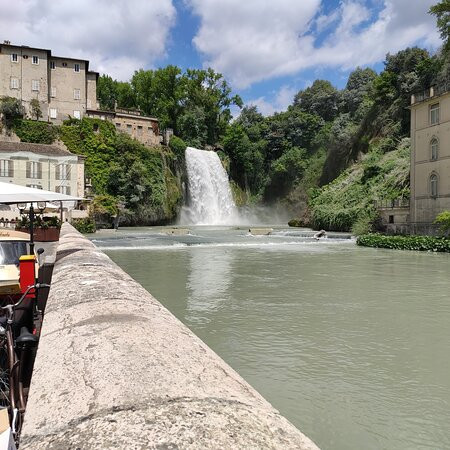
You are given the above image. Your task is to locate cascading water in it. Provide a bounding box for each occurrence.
[180,147,239,225]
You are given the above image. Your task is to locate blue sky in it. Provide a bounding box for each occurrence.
[1,0,442,116]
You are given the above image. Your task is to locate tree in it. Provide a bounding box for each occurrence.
[429,1,450,52]
[340,67,377,115]
[0,96,24,127]
[293,80,339,121]
[29,98,42,121]
[97,75,118,111]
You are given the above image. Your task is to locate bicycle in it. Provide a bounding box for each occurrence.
[0,283,49,446]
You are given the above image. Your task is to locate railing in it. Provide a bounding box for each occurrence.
[375,198,410,209]
[412,83,450,104]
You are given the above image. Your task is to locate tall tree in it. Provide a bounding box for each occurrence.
[429,0,450,52]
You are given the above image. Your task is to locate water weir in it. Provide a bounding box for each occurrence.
[181,147,239,225]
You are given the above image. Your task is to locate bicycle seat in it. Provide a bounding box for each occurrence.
[16,327,38,347]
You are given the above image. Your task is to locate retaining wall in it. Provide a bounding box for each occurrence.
[21,224,319,449]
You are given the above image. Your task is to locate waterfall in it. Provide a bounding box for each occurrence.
[180,147,239,225]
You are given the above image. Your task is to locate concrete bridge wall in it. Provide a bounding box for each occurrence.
[21,223,318,449]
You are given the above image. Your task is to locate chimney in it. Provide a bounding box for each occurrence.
[3,40,11,45]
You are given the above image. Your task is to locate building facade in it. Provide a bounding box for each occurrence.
[410,86,450,234]
[86,108,161,147]
[0,141,85,198]
[0,41,98,124]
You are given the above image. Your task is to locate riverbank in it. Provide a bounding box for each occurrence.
[357,233,450,252]
[21,223,318,449]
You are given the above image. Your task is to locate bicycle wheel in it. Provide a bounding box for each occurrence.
[0,336,10,408]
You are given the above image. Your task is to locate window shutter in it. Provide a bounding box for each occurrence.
[55,186,60,194]
[66,165,71,181]
[55,164,60,180]
[66,186,71,196]
[26,161,31,178]
[37,162,42,179]
[8,160,14,177]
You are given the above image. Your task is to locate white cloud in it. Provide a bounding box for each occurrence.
[187,0,442,88]
[248,85,297,116]
[0,0,177,80]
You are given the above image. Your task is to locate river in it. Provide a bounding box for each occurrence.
[92,226,450,450]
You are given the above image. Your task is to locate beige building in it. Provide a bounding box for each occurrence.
[0,141,85,198]
[0,41,98,123]
[86,108,161,147]
[409,85,450,234]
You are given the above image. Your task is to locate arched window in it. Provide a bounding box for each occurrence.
[431,138,439,161]
[430,173,438,198]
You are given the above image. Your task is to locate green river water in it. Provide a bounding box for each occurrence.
[92,226,450,450]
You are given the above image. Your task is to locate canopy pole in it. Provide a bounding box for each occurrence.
[29,203,35,255]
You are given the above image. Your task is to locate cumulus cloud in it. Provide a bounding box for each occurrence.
[248,85,297,116]
[0,0,176,80]
[187,0,442,88]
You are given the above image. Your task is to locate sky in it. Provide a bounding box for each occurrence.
[0,0,443,116]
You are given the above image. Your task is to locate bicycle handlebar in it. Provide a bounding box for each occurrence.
[1,283,50,310]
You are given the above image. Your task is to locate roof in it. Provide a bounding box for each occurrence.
[0,141,75,157]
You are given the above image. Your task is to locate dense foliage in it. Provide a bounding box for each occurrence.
[434,210,450,234]
[357,234,450,252]
[13,119,58,144]
[0,97,24,128]
[97,67,242,148]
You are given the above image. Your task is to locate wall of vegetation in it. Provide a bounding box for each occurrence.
[8,117,184,226]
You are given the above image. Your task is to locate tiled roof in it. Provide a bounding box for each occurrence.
[0,141,75,157]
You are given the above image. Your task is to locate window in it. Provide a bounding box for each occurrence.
[50,61,56,70]
[56,186,71,195]
[62,62,67,67]
[389,215,394,224]
[32,55,39,65]
[73,110,81,119]
[26,184,42,189]
[11,53,18,63]
[49,108,57,119]
[27,161,42,179]
[430,174,438,198]
[73,89,81,100]
[56,164,71,181]
[115,123,121,128]
[10,77,19,89]
[148,126,153,135]
[0,160,13,177]
[430,103,440,125]
[431,138,438,161]
[74,63,80,72]
[137,125,143,136]
[51,87,57,98]
[31,79,40,91]
[126,124,132,133]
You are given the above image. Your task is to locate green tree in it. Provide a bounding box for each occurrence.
[29,98,42,121]
[429,0,450,51]
[0,96,24,127]
[97,75,118,110]
[293,80,339,121]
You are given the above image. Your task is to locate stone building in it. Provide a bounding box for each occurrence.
[409,85,450,234]
[86,108,161,147]
[0,141,85,198]
[0,40,99,123]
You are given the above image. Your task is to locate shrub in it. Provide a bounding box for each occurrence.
[168,135,187,160]
[434,211,450,235]
[71,217,96,234]
[357,233,450,252]
[13,119,57,144]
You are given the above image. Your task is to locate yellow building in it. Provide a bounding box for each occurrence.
[409,85,450,234]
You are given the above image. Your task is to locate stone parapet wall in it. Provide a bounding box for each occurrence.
[21,223,318,449]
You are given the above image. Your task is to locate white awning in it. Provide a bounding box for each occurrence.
[0,182,83,204]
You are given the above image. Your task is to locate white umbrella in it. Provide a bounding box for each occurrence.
[0,182,83,204]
